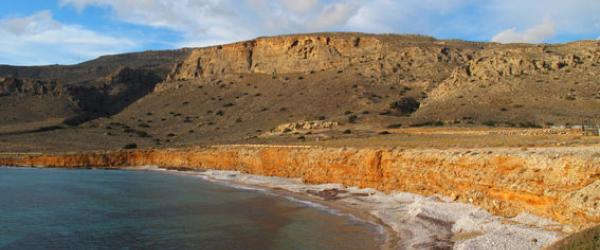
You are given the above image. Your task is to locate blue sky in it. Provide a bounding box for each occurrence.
[1,0,599,66]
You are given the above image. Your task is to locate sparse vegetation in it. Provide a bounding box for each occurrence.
[482,120,497,127]
[389,97,420,115]
[411,120,444,127]
[347,115,358,123]
[136,131,150,138]
[518,121,542,128]
[379,110,392,115]
[387,123,403,128]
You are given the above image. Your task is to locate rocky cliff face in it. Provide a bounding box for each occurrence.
[163,34,467,84]
[162,34,600,107]
[431,41,600,100]
[164,34,600,89]
[2,145,599,228]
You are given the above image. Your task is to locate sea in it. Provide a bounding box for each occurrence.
[0,167,383,249]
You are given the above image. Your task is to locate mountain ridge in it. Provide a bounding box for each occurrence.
[0,32,598,151]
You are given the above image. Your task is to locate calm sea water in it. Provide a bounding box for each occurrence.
[0,167,382,250]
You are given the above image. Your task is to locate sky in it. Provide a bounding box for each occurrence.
[1,0,599,66]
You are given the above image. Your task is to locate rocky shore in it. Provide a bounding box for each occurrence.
[1,144,599,248]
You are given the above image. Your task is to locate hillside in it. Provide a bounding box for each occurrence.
[0,50,190,129]
[0,33,599,151]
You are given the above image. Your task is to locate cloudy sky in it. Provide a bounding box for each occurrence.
[1,0,599,65]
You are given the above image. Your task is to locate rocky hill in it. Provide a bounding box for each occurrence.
[0,33,598,150]
[158,33,600,124]
[0,50,189,129]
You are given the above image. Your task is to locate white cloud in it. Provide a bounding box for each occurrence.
[3,0,600,65]
[311,2,359,29]
[59,0,361,47]
[491,19,556,43]
[279,0,319,13]
[0,11,136,65]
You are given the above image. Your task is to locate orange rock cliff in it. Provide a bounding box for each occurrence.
[1,145,599,228]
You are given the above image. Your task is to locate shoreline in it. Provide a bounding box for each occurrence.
[143,166,566,249]
[1,144,598,248]
[1,164,567,249]
[138,166,397,249]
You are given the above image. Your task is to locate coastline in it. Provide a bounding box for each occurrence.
[144,166,566,249]
[132,166,396,249]
[1,144,599,248]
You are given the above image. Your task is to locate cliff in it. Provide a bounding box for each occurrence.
[163,33,467,84]
[163,33,600,88]
[1,145,599,228]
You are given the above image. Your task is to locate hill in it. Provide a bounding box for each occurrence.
[0,33,599,151]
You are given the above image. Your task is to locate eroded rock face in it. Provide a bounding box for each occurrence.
[166,42,255,80]
[162,34,600,101]
[0,77,63,97]
[164,33,463,84]
[1,145,599,228]
[427,41,600,101]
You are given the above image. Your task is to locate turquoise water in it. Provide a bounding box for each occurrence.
[0,167,382,249]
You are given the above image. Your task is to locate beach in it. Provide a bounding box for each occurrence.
[152,167,568,249]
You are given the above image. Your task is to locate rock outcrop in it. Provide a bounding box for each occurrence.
[272,120,339,133]
[164,34,600,87]
[430,41,600,100]
[163,33,468,85]
[0,77,63,97]
[1,145,599,228]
